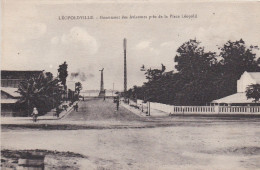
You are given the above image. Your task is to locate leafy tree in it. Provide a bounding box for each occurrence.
[58,62,68,89]
[219,39,259,75]
[17,72,62,116]
[246,84,260,103]
[144,64,166,81]
[175,39,217,78]
[142,64,168,102]
[127,85,145,101]
[174,39,217,105]
[75,82,82,95]
[130,39,260,106]
[216,39,260,96]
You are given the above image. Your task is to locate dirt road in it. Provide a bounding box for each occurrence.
[2,123,260,170]
[63,98,143,121]
[2,98,260,131]
[2,98,260,169]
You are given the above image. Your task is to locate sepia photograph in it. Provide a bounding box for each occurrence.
[1,0,260,169]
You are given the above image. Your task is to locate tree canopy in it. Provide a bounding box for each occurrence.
[127,39,260,106]
[75,82,82,95]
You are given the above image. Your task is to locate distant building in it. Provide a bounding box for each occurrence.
[212,71,260,106]
[81,89,119,97]
[1,70,43,116]
[237,72,260,92]
[81,90,100,97]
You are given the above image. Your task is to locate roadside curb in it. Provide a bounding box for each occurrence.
[57,102,78,119]
[1,101,79,124]
[121,101,170,117]
[120,102,147,117]
[48,101,79,120]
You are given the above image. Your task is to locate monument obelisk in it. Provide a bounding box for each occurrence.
[98,68,105,97]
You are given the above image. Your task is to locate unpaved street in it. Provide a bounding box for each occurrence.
[2,123,260,170]
[1,98,260,169]
[63,98,143,122]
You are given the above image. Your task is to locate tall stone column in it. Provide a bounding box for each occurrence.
[99,68,105,97]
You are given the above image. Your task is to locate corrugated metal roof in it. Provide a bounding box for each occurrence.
[1,99,18,104]
[1,87,21,97]
[212,92,255,104]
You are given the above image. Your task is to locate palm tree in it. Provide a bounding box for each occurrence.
[17,72,62,116]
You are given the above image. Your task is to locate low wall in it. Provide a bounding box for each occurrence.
[128,99,260,115]
[133,99,173,114]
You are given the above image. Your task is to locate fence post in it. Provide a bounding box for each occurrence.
[148,102,151,116]
[215,105,219,114]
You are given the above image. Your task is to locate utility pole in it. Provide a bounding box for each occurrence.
[112,82,114,97]
[100,68,104,92]
[123,38,127,101]
[140,66,151,116]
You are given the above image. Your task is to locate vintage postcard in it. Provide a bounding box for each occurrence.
[1,0,260,169]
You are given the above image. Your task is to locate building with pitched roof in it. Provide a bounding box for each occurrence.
[212,71,260,105]
[1,70,43,116]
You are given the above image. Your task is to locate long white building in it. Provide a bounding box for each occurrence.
[212,71,260,105]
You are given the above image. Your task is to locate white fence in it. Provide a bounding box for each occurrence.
[128,99,260,115]
[173,106,260,114]
[218,106,260,114]
[173,106,216,114]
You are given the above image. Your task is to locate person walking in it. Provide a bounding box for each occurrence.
[32,107,38,122]
[75,103,79,112]
[56,106,61,118]
[62,104,68,111]
[116,98,120,111]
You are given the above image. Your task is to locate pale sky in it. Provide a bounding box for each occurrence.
[2,0,260,91]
